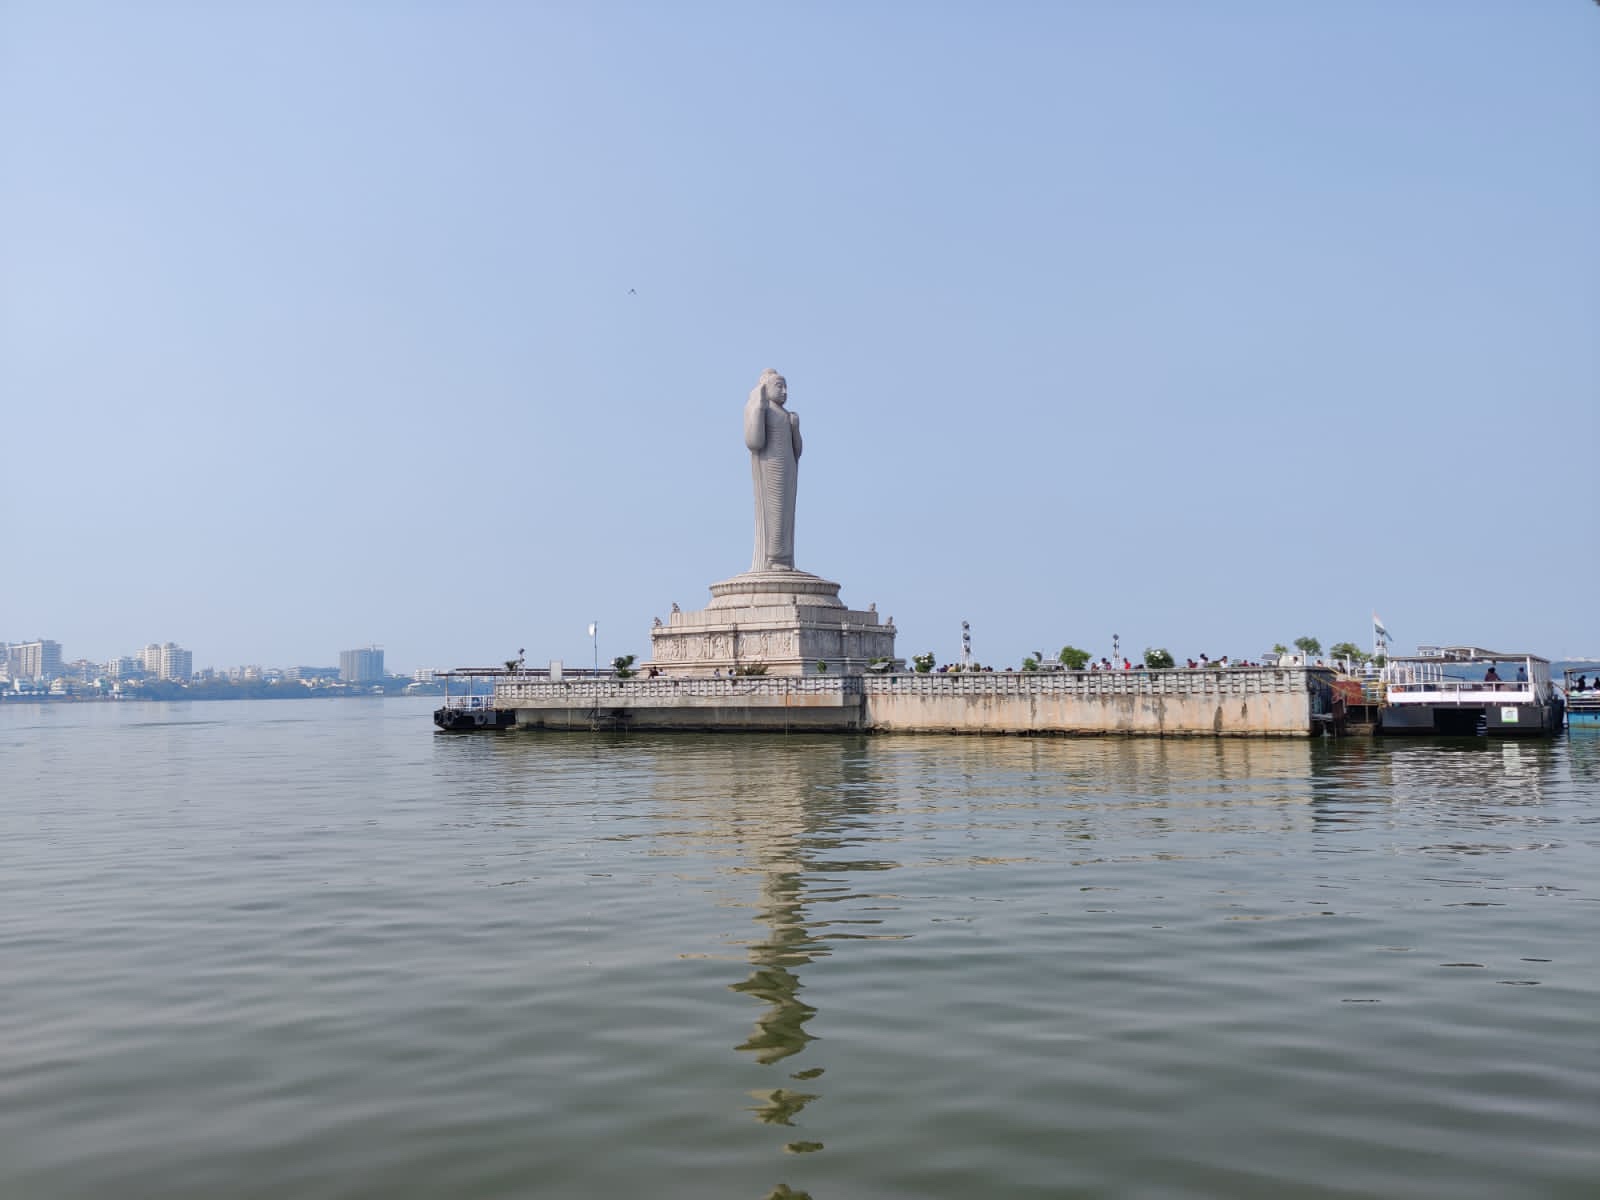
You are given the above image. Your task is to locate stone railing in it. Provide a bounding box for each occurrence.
[496,674,864,703]
[494,668,1316,706]
[862,667,1311,697]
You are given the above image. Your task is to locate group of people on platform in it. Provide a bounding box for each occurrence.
[923,654,1281,673]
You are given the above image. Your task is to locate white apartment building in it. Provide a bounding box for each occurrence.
[9,640,64,681]
[105,656,141,680]
[140,642,193,681]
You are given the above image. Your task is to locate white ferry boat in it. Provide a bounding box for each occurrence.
[1380,645,1563,736]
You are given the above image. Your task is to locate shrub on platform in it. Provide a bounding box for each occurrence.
[1057,646,1091,671]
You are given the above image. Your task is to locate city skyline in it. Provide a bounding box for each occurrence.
[2,637,409,681]
[3,5,1595,669]
[7,625,1598,686]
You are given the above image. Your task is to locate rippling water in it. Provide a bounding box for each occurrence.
[3,698,1597,1199]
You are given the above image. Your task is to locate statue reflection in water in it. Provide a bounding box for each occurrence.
[732,856,824,1130]
[655,736,894,1197]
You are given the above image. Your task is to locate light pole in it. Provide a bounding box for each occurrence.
[961,620,972,669]
[589,621,598,676]
[1113,633,1120,665]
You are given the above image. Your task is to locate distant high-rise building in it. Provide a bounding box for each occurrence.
[140,642,192,681]
[105,656,143,680]
[11,640,64,681]
[161,644,193,681]
[340,646,384,683]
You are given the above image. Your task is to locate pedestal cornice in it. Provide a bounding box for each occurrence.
[706,568,844,610]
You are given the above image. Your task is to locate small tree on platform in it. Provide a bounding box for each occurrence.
[912,652,935,674]
[1328,642,1367,666]
[1294,636,1322,657]
[1057,645,1091,671]
[1143,647,1175,669]
[612,654,637,679]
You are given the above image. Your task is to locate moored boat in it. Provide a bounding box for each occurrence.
[433,668,517,732]
[1380,646,1563,737]
[1564,667,1600,730]
[433,698,515,731]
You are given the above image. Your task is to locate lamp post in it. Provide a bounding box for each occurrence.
[1113,633,1120,665]
[589,622,598,676]
[961,620,972,669]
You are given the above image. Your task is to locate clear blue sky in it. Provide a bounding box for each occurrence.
[3,1,1596,672]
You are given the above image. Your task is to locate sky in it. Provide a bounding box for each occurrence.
[2,1,1596,673]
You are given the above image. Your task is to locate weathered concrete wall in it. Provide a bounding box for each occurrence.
[862,669,1320,736]
[501,675,866,732]
[491,668,1331,737]
[512,704,861,732]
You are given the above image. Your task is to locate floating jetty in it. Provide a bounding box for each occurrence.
[435,665,1341,738]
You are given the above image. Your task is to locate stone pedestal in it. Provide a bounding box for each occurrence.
[648,568,898,676]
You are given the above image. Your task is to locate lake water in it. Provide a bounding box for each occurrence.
[3,698,1597,1199]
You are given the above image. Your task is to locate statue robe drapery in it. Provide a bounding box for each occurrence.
[745,395,801,571]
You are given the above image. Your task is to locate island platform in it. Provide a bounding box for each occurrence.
[434,665,1342,738]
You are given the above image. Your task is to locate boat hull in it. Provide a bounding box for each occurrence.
[1568,706,1600,729]
[1380,701,1561,736]
[434,705,514,732]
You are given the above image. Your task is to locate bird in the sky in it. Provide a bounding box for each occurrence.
[628,288,637,295]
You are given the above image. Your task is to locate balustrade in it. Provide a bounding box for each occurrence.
[488,668,1310,706]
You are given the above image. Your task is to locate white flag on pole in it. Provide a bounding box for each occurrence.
[588,623,597,638]
[1372,612,1389,640]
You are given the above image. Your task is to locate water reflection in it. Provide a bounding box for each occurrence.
[1380,738,1560,806]
[647,735,895,1191]
[430,727,1594,1199]
[1565,730,1600,786]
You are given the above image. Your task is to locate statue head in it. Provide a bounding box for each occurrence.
[756,368,787,407]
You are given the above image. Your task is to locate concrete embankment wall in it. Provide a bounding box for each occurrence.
[861,669,1323,736]
[498,675,867,732]
[493,668,1332,737]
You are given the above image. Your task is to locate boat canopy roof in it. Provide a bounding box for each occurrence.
[1392,645,1550,665]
